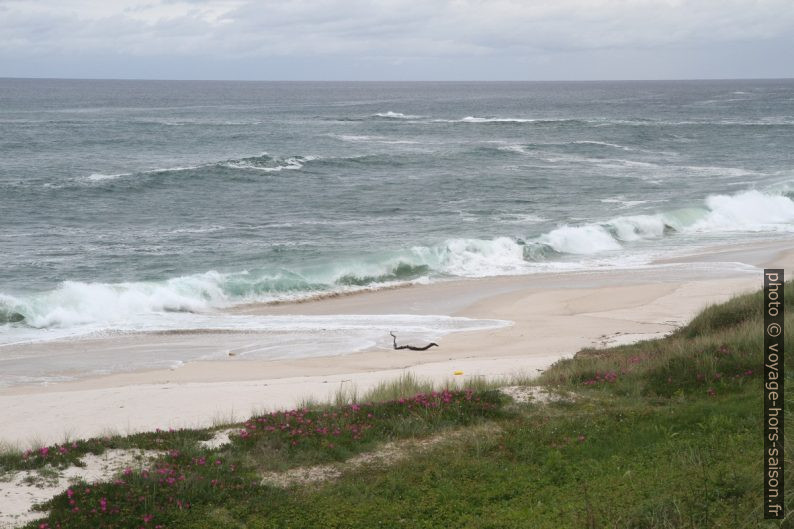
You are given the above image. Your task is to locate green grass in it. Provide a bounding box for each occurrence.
[5,282,793,528]
[538,281,792,400]
[233,393,763,529]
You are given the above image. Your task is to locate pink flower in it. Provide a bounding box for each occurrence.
[39,447,49,457]
[143,514,154,523]
[123,467,133,476]
[66,488,74,499]
[99,497,108,511]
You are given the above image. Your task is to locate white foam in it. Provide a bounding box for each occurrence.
[336,134,378,141]
[79,154,315,184]
[375,111,421,119]
[84,172,127,181]
[536,190,794,256]
[193,314,509,334]
[571,140,633,150]
[496,213,548,224]
[411,237,529,277]
[538,225,622,255]
[3,190,791,339]
[600,197,650,209]
[459,116,535,123]
[497,144,530,154]
[6,274,225,330]
[223,156,316,172]
[146,164,202,174]
[75,164,201,185]
[0,313,512,386]
[686,190,794,232]
[607,215,668,241]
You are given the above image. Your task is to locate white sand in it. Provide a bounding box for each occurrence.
[0,239,791,448]
[0,449,160,529]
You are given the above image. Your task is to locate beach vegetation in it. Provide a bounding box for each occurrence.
[4,283,791,528]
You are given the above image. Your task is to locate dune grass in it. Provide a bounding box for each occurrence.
[538,281,790,399]
[294,372,504,411]
[5,282,793,528]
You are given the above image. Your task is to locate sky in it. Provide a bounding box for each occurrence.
[1,0,793,81]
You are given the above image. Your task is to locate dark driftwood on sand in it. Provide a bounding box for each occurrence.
[390,331,438,351]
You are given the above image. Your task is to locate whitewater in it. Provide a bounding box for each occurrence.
[2,79,794,347]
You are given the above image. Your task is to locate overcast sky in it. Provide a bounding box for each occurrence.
[1,0,793,80]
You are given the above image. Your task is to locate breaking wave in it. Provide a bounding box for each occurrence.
[536,190,794,255]
[70,154,318,186]
[222,155,317,172]
[2,189,792,331]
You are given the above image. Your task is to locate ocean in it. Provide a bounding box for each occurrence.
[2,78,793,347]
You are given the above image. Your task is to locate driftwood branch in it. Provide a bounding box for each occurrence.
[390,331,438,351]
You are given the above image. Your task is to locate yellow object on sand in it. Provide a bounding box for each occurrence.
[453,370,464,375]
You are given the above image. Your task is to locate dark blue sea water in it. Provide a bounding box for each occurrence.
[1,79,793,343]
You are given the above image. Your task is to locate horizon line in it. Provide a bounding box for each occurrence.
[2,76,793,83]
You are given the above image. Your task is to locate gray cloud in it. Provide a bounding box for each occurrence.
[0,0,792,79]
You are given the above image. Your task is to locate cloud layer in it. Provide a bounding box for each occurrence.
[1,0,792,79]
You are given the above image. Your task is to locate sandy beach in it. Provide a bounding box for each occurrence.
[1,239,791,448]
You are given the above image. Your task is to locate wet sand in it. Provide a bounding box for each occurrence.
[1,239,791,447]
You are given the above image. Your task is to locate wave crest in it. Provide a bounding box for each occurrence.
[222,154,317,172]
[460,116,535,123]
[374,111,421,119]
[689,190,794,232]
[3,190,792,332]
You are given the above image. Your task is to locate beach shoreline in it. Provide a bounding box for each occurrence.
[1,238,792,447]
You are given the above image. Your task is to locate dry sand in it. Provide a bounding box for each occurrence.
[0,448,160,528]
[0,239,791,448]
